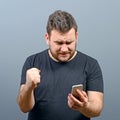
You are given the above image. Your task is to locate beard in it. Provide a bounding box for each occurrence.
[49,48,76,62]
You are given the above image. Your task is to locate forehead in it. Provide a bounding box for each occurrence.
[50,28,76,40]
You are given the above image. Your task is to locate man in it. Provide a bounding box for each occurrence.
[17,10,104,120]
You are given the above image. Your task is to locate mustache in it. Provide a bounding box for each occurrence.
[58,51,71,54]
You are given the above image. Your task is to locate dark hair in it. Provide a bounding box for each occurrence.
[46,10,78,35]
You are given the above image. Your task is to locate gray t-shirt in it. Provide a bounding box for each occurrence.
[21,49,103,120]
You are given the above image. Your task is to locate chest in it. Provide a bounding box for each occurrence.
[34,62,87,102]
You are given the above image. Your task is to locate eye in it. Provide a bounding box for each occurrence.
[66,41,73,45]
[55,41,63,45]
[54,40,74,45]
[59,42,64,45]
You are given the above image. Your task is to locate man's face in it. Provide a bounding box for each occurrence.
[45,28,78,62]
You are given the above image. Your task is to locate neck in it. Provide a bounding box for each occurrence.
[48,49,77,62]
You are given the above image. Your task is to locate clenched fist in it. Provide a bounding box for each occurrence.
[26,68,40,89]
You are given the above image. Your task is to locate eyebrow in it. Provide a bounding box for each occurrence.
[54,40,74,44]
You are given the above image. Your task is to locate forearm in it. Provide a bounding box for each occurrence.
[17,85,35,113]
[68,91,104,118]
[79,100,103,118]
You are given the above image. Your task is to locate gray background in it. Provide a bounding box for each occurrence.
[0,0,120,120]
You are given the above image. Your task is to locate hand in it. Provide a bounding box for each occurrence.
[68,89,88,111]
[26,68,40,90]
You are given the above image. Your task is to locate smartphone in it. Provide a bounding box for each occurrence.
[71,84,83,98]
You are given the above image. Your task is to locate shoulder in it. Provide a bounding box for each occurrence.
[27,49,48,61]
[77,51,101,73]
[77,51,98,64]
[24,49,48,67]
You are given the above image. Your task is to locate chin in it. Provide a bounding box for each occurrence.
[58,57,71,62]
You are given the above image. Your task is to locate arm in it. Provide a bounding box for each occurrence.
[17,68,40,113]
[68,90,104,118]
[17,84,35,113]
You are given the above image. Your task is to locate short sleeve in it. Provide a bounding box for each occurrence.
[20,56,33,85]
[86,59,104,93]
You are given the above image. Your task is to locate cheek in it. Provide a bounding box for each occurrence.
[55,46,60,51]
[50,44,59,51]
[68,44,75,50]
[72,42,77,48]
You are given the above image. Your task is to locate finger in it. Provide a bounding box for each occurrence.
[30,68,41,81]
[76,89,88,102]
[26,68,41,87]
[68,94,74,108]
[36,76,41,84]
[82,91,88,98]
[68,93,83,108]
[32,68,40,74]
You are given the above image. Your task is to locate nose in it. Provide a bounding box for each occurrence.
[60,44,68,52]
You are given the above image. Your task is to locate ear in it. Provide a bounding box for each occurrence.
[45,33,49,45]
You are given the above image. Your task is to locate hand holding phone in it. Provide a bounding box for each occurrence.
[71,84,83,98]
